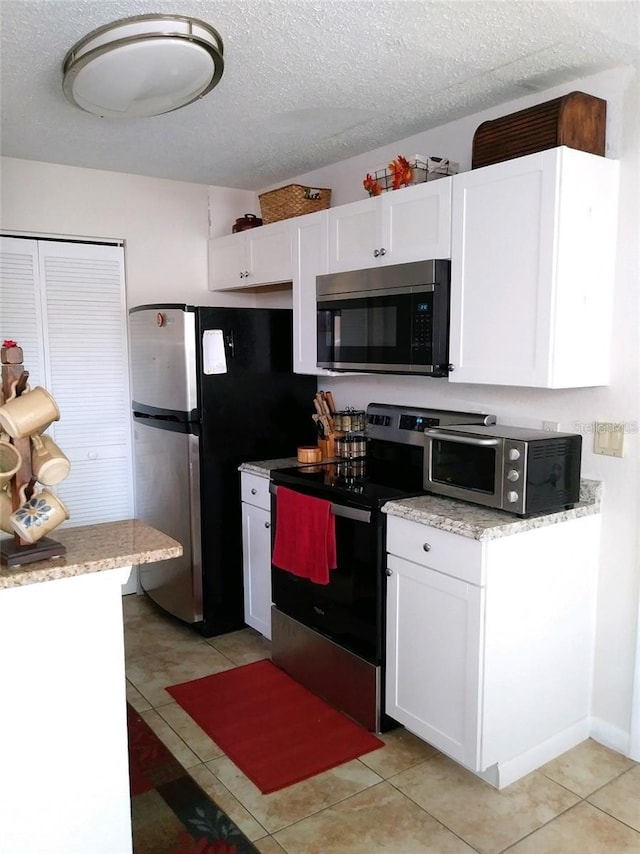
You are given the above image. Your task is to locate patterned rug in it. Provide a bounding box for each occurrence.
[127,703,259,854]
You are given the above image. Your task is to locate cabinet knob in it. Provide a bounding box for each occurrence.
[422,542,431,552]
[379,248,386,256]
[264,521,271,529]
[244,270,250,277]
[385,568,393,576]
[240,271,245,278]
[251,488,257,495]
[373,249,380,257]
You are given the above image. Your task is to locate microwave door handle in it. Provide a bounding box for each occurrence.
[425,430,500,447]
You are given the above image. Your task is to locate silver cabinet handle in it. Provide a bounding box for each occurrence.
[423,543,431,552]
[379,248,386,256]
[385,568,393,576]
[245,270,250,277]
[240,271,245,278]
[251,488,257,495]
[265,521,271,529]
[373,249,380,257]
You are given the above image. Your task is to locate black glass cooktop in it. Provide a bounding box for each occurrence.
[270,441,426,509]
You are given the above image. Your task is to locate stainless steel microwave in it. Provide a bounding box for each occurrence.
[424,424,582,516]
[316,259,450,375]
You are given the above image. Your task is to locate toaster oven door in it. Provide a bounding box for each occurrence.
[424,431,505,509]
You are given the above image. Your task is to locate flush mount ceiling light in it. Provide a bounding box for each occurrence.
[62,14,224,118]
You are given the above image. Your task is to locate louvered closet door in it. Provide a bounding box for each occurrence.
[0,237,47,389]
[0,237,133,527]
[38,241,133,525]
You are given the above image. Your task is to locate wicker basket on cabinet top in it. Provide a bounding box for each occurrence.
[472,91,606,169]
[259,184,331,223]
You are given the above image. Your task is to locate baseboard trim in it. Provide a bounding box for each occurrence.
[589,716,630,756]
[475,719,591,789]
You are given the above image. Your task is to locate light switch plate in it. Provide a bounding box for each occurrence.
[593,422,625,457]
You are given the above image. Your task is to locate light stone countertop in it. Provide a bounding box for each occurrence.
[0,519,182,589]
[239,457,602,542]
[383,479,602,541]
[239,457,300,476]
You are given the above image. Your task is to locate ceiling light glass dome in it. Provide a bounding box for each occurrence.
[62,14,224,118]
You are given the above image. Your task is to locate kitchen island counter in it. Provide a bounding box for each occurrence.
[383,478,602,540]
[0,518,182,588]
[0,520,182,854]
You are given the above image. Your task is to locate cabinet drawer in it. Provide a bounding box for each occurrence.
[241,472,271,510]
[386,515,484,585]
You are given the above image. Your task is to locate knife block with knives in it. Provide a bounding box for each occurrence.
[312,390,343,460]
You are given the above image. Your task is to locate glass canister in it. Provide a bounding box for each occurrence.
[335,435,367,458]
[333,409,365,432]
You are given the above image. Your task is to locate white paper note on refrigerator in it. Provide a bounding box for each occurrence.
[202,329,227,374]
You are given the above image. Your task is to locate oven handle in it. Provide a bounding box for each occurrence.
[270,482,372,524]
[425,429,500,447]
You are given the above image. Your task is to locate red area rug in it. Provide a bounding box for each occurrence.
[167,659,384,794]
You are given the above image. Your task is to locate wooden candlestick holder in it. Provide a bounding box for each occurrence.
[0,345,66,567]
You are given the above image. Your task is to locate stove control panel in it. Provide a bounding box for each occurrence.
[366,402,497,447]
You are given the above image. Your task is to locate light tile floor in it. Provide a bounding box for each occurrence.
[123,593,640,853]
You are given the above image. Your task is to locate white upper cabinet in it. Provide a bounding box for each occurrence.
[327,179,453,273]
[448,147,619,388]
[208,219,293,290]
[291,210,339,376]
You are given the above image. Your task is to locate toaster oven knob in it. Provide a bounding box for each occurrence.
[506,469,520,482]
[507,491,519,503]
[508,448,521,461]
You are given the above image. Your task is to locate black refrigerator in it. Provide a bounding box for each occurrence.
[128,304,316,636]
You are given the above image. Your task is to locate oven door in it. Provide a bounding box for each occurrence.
[424,430,505,509]
[270,484,385,665]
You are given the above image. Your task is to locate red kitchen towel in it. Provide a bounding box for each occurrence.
[272,486,337,584]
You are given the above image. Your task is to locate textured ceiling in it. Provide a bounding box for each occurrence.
[1,0,638,190]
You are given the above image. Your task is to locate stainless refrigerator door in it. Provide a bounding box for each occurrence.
[129,306,198,414]
[133,418,203,623]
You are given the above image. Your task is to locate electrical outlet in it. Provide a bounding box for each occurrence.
[543,421,560,432]
[593,422,625,457]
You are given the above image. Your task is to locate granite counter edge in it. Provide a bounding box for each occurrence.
[382,479,603,541]
[0,520,182,589]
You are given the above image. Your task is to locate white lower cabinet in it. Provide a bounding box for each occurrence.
[385,512,600,787]
[240,472,272,639]
[386,552,483,767]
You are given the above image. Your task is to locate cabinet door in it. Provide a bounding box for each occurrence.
[381,179,452,264]
[449,153,556,387]
[327,197,379,272]
[245,220,292,286]
[208,232,247,290]
[241,501,273,639]
[449,147,618,387]
[385,553,484,768]
[292,211,336,376]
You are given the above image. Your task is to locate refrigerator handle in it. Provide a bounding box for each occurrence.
[225,330,235,358]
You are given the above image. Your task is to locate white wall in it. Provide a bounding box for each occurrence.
[0,159,274,309]
[275,66,640,749]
